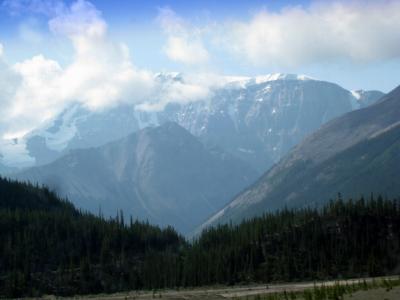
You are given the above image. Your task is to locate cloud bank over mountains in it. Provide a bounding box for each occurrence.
[0,0,214,142]
[0,0,400,142]
[157,7,210,66]
[0,0,149,139]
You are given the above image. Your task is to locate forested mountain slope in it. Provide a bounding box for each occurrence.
[0,177,184,298]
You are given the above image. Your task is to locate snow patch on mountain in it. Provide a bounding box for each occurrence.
[37,105,81,151]
[351,90,361,100]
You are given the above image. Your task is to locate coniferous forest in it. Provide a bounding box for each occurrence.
[0,177,399,298]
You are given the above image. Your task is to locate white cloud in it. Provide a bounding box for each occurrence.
[137,74,212,111]
[224,1,400,67]
[0,55,66,142]
[11,55,62,121]
[46,0,154,110]
[0,43,3,57]
[164,37,209,66]
[0,0,154,141]
[48,0,106,38]
[0,0,217,148]
[158,7,209,65]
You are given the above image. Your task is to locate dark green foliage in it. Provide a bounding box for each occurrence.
[0,177,184,297]
[0,176,399,297]
[184,195,400,286]
[0,177,75,212]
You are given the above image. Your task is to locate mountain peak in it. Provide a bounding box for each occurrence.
[220,73,316,89]
[16,122,258,234]
[139,122,191,141]
[158,121,185,131]
[253,73,314,84]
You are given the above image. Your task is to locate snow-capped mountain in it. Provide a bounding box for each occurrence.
[24,104,158,166]
[199,85,399,230]
[162,77,382,173]
[0,73,384,173]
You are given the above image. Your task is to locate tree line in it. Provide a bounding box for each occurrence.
[0,177,399,298]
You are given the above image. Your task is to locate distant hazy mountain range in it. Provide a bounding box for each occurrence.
[4,73,391,234]
[16,122,258,234]
[200,85,400,231]
[2,73,383,174]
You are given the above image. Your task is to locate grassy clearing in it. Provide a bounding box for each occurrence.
[343,286,400,300]
[236,277,400,300]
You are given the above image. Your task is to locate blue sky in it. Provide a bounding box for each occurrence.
[1,0,400,92]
